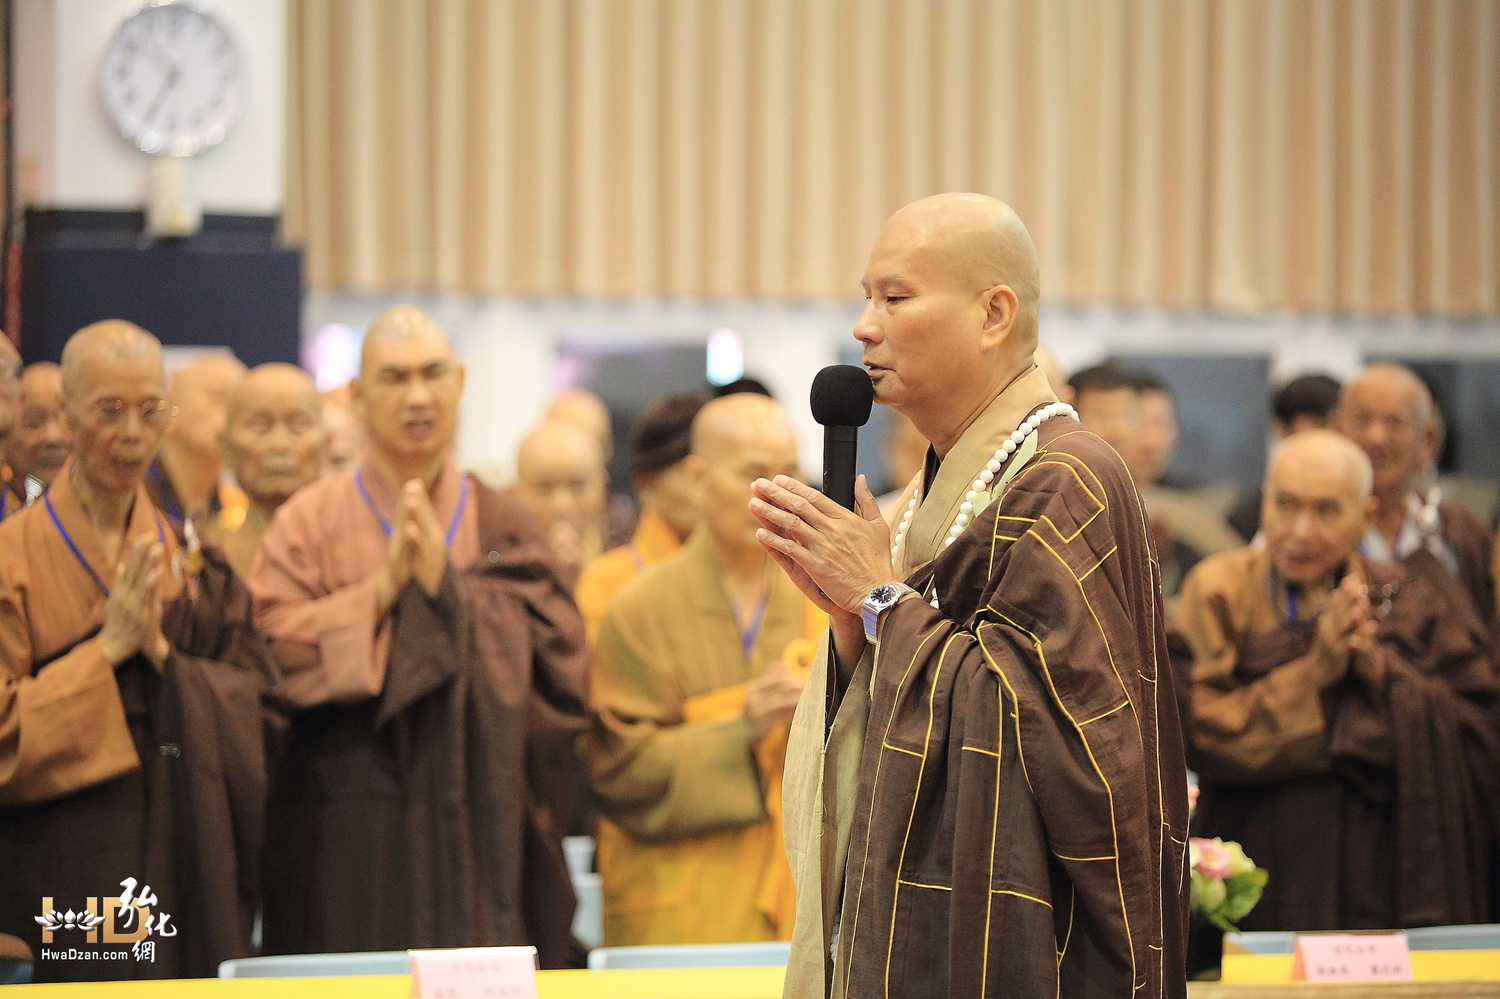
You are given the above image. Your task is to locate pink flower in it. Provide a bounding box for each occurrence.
[1190,836,1231,881]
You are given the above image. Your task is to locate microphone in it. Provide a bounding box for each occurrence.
[810,364,876,510]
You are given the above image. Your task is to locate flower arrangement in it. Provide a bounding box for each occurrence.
[1188,783,1269,932]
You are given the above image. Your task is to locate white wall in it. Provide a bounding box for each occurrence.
[304,292,1500,485]
[13,0,285,214]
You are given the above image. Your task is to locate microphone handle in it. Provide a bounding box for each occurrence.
[823,425,859,511]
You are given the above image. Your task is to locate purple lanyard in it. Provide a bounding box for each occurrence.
[45,492,166,596]
[354,470,470,548]
[735,590,771,660]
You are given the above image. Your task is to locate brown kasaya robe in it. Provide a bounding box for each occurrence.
[783,367,1190,999]
[1181,547,1498,931]
[250,459,588,967]
[0,466,276,982]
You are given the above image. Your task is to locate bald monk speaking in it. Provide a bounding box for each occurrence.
[146,354,247,531]
[0,321,276,982]
[2,363,69,520]
[1181,431,1498,930]
[1336,363,1495,629]
[251,306,588,964]
[206,364,327,578]
[586,394,822,946]
[754,195,1187,998]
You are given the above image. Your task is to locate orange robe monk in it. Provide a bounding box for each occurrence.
[586,528,825,945]
[576,506,682,641]
[0,466,274,981]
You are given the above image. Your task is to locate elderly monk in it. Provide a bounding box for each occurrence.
[206,364,327,578]
[754,195,1187,998]
[1337,363,1494,628]
[548,387,614,460]
[251,306,588,964]
[2,363,69,520]
[576,392,710,641]
[146,354,247,530]
[586,394,822,947]
[515,420,613,586]
[1181,431,1498,930]
[0,321,275,982]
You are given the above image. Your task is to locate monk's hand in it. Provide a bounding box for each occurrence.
[1346,587,1386,690]
[1311,575,1364,688]
[142,562,171,673]
[404,480,448,599]
[375,497,415,615]
[750,474,893,615]
[100,538,165,667]
[744,663,808,742]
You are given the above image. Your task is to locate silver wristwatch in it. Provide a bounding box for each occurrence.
[862,582,916,644]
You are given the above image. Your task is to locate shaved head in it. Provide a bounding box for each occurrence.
[1268,430,1373,504]
[691,393,800,551]
[877,193,1040,349]
[5,362,69,489]
[547,389,612,446]
[514,420,608,541]
[61,320,163,400]
[1336,361,1438,499]
[1263,429,1374,585]
[228,363,320,424]
[163,352,246,466]
[360,306,454,374]
[857,194,1050,452]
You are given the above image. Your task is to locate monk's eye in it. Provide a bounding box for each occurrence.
[886,296,907,305]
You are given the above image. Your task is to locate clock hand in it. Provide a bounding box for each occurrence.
[142,65,181,128]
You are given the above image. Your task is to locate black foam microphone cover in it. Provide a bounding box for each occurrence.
[810,365,875,510]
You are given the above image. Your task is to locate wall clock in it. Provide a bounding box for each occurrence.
[99,2,246,157]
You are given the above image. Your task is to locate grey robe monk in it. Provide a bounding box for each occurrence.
[754,195,1187,999]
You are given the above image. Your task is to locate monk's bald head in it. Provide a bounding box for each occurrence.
[692,393,800,551]
[227,363,320,424]
[877,193,1040,348]
[1336,362,1438,500]
[858,195,1048,444]
[1263,430,1374,585]
[514,420,608,539]
[547,388,614,460]
[60,320,164,400]
[360,305,454,375]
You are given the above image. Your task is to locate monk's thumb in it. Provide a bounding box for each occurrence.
[855,475,881,521]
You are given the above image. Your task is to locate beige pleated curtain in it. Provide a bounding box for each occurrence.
[285,0,1499,315]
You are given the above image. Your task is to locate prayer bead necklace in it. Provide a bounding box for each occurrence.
[890,402,1079,608]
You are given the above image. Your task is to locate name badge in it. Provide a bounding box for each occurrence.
[409,946,539,999]
[1291,933,1412,982]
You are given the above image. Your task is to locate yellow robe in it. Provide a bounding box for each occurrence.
[575,506,682,644]
[585,528,825,946]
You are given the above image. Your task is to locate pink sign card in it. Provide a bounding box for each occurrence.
[1291,933,1412,982]
[408,946,539,999]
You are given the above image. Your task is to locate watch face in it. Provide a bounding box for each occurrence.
[99,2,246,157]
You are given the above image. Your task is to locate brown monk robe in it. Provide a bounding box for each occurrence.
[757,196,1187,999]
[2,363,69,521]
[205,364,327,579]
[576,392,709,642]
[251,306,588,965]
[0,321,275,982]
[1184,432,1498,932]
[1339,363,1495,630]
[145,354,246,530]
[587,394,821,946]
